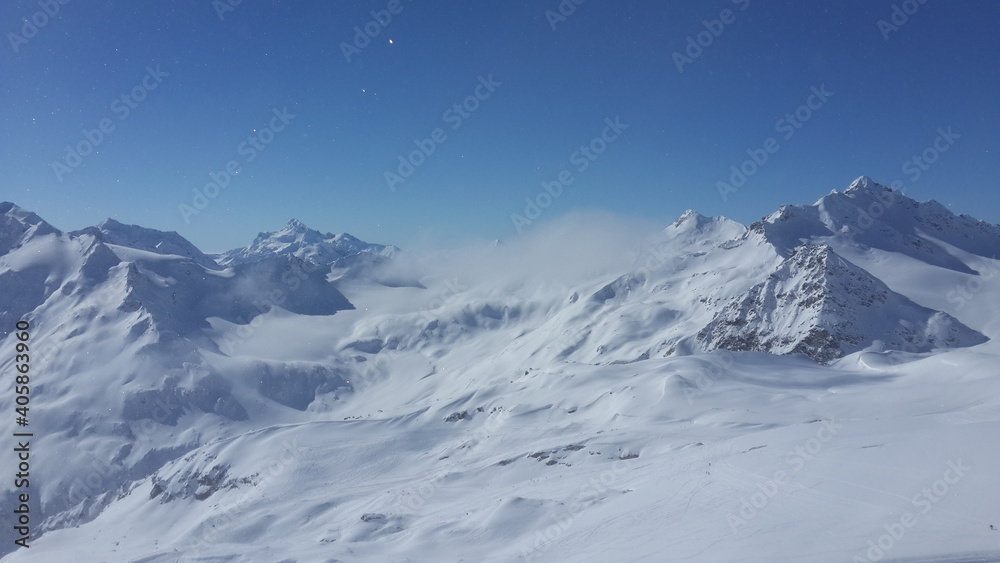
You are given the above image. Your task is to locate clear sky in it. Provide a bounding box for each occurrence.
[2,0,998,252]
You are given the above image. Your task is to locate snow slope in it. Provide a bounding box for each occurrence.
[1,179,999,562]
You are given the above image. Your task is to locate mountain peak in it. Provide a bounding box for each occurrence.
[220,221,391,267]
[95,217,130,232]
[699,242,986,362]
[844,175,895,195]
[665,209,747,250]
[749,177,1000,270]
[672,209,706,227]
[284,218,312,231]
[84,218,221,270]
[0,202,61,254]
[669,209,740,232]
[785,244,857,288]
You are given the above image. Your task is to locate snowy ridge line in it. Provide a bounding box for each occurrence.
[1,178,999,560]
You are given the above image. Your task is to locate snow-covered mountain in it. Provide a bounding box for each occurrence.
[217,218,420,288]
[86,218,223,270]
[0,205,359,556]
[2,178,999,562]
[217,218,397,267]
[755,176,1000,272]
[697,243,986,362]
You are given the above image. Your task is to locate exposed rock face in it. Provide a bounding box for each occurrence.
[698,244,987,362]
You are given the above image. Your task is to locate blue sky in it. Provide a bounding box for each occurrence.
[2,0,998,252]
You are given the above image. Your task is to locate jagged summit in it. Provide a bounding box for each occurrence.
[827,174,906,202]
[749,177,1000,272]
[844,175,884,193]
[697,243,986,362]
[267,218,327,244]
[219,219,394,267]
[1,206,356,340]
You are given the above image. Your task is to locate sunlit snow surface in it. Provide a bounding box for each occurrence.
[1,181,999,562]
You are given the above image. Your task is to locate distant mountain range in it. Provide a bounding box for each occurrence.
[1,177,998,560]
